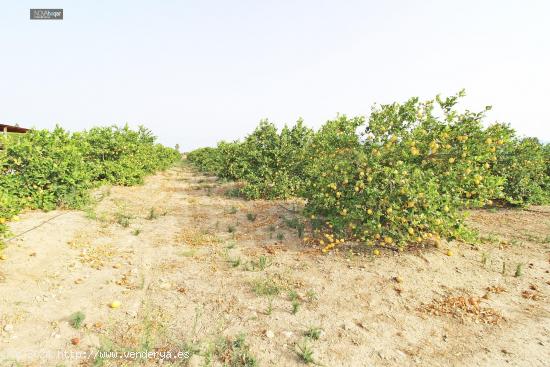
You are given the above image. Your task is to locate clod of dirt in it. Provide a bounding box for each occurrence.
[3,324,13,332]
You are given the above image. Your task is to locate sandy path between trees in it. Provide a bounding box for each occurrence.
[1,162,549,366]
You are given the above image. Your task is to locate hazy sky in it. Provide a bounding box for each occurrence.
[1,1,548,150]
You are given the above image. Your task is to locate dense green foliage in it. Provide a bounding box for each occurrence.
[489,133,549,205]
[188,120,313,199]
[80,126,178,186]
[188,92,549,251]
[0,125,180,246]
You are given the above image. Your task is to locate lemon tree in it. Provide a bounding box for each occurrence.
[303,92,509,250]
[189,120,313,199]
[187,91,549,251]
[0,125,180,248]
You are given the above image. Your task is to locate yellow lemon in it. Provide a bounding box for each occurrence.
[0,254,7,260]
[446,250,453,256]
[408,227,414,235]
[110,301,121,309]
[448,157,455,164]
[367,209,373,215]
[373,249,380,256]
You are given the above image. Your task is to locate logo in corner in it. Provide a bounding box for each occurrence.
[30,9,63,20]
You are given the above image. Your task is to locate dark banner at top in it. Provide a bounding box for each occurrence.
[30,9,63,20]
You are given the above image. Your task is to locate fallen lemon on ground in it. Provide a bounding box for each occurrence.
[373,249,380,256]
[109,301,121,309]
[0,254,6,260]
[446,250,453,256]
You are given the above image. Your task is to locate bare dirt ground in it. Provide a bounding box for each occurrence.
[1,162,549,367]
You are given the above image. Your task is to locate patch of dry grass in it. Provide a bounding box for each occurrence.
[420,294,504,325]
[176,228,221,247]
[115,270,139,289]
[82,306,197,367]
[69,240,116,270]
[486,285,506,294]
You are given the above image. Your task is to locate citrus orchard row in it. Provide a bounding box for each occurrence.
[188,92,549,251]
[0,126,180,248]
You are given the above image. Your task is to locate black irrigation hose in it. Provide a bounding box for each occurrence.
[3,212,68,243]
[278,204,300,213]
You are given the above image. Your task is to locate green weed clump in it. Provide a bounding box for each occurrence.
[69,311,86,329]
